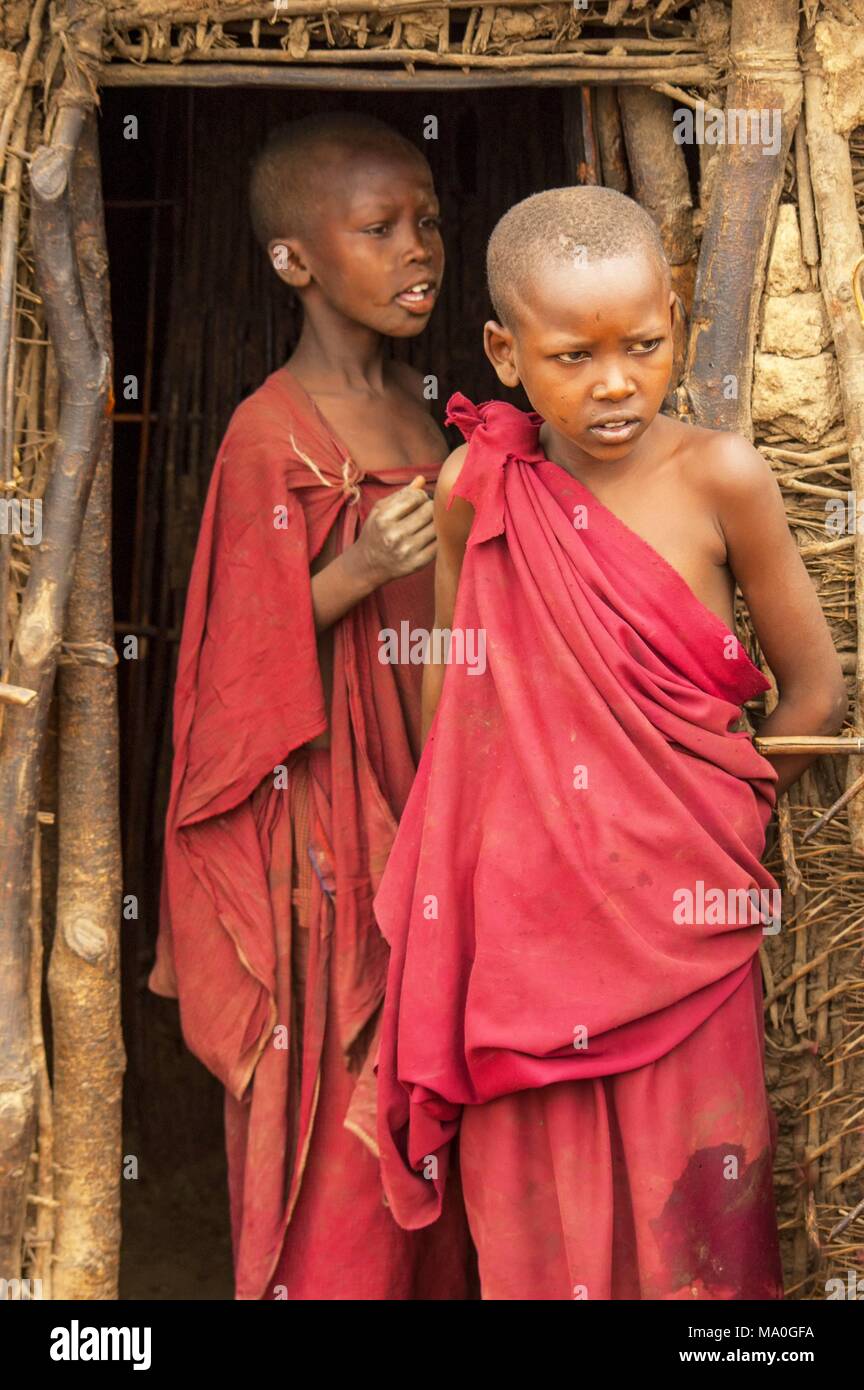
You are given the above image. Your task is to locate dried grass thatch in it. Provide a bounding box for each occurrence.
[98,1,716,82]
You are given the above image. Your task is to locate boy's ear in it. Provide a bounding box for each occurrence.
[484,320,520,389]
[268,238,312,288]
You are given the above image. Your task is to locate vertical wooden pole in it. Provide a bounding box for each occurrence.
[562,87,599,187]
[618,87,696,271]
[594,87,629,193]
[28,817,55,1298]
[0,93,32,675]
[683,0,802,433]
[561,87,583,186]
[579,87,599,184]
[802,42,864,854]
[0,97,107,1283]
[49,109,124,1300]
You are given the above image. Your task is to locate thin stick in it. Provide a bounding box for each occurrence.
[99,61,715,89]
[799,536,855,558]
[0,94,32,676]
[756,735,864,755]
[0,0,47,175]
[827,1194,864,1240]
[650,81,705,111]
[801,769,864,842]
[794,115,819,268]
[0,681,37,706]
[127,47,709,68]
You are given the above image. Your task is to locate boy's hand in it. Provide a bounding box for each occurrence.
[311,477,436,633]
[354,475,437,585]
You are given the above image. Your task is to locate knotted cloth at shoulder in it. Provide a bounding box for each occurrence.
[444,391,485,441]
[443,391,547,546]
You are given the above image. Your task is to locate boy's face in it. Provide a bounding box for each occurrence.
[272,146,443,339]
[484,253,675,462]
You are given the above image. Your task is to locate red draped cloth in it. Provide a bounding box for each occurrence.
[150,366,471,1300]
[375,393,785,1300]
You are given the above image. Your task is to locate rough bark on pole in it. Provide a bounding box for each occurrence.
[0,100,108,1281]
[28,821,54,1299]
[578,87,599,184]
[683,0,802,433]
[98,61,714,90]
[561,85,594,187]
[561,87,585,185]
[48,109,124,1301]
[803,42,864,854]
[618,86,696,272]
[594,86,628,192]
[0,93,32,676]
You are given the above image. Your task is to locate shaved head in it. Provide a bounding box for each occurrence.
[249,112,428,248]
[487,186,670,329]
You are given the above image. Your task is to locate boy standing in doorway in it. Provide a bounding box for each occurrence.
[375,186,846,1300]
[150,113,471,1300]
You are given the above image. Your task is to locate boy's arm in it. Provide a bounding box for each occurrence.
[310,476,436,632]
[421,444,475,744]
[711,435,847,797]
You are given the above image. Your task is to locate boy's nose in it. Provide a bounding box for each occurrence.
[398,222,437,262]
[593,370,636,400]
[403,235,433,263]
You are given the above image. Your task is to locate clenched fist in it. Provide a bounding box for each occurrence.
[354,475,437,585]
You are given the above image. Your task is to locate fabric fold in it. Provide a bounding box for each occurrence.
[375,393,779,1231]
[150,365,450,1298]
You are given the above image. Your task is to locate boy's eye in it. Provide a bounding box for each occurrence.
[421,215,442,230]
[555,351,590,364]
[630,339,661,354]
[363,223,391,236]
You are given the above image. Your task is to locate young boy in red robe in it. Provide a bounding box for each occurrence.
[375,186,847,1300]
[149,112,471,1300]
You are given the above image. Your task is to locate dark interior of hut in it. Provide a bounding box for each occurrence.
[102,82,702,1297]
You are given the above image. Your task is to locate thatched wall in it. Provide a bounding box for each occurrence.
[746,157,863,1297]
[97,0,719,84]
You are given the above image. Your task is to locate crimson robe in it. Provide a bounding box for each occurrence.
[150,366,472,1300]
[375,393,785,1300]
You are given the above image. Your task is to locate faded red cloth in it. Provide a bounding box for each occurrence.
[149,365,471,1299]
[375,393,783,1296]
[458,954,783,1299]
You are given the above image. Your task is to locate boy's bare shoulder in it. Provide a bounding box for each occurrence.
[434,443,470,504]
[432,444,474,548]
[667,415,777,508]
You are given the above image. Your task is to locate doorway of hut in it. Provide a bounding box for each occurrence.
[101,80,670,1299]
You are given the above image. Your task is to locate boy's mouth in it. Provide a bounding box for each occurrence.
[394,280,437,313]
[589,415,641,443]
